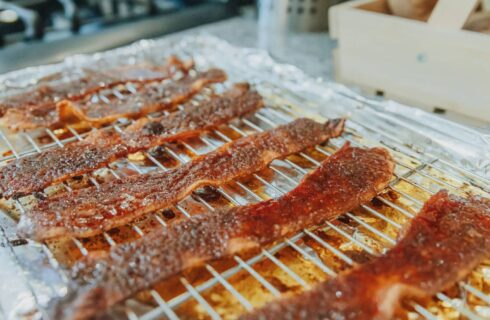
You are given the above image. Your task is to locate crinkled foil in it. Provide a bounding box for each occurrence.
[0,34,488,319]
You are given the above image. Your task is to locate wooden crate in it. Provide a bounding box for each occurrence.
[329,0,490,122]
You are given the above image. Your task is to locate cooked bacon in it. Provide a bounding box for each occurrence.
[0,56,191,125]
[46,143,394,319]
[0,83,263,199]
[17,118,346,240]
[57,69,227,126]
[4,68,226,130]
[241,190,490,320]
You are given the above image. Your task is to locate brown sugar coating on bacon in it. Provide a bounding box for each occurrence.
[120,82,262,149]
[0,131,126,199]
[4,68,226,130]
[17,118,346,241]
[0,83,262,200]
[1,56,191,129]
[47,143,394,320]
[242,190,490,320]
[57,68,227,127]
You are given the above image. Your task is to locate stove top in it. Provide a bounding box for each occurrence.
[0,0,245,74]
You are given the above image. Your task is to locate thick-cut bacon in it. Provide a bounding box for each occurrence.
[58,69,227,126]
[242,190,490,320]
[47,143,394,320]
[1,56,191,129]
[17,118,346,240]
[4,68,226,130]
[0,83,263,199]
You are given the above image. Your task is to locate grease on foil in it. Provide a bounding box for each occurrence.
[0,34,488,319]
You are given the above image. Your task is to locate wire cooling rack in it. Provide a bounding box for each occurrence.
[0,35,488,320]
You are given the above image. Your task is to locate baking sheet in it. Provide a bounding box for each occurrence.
[0,34,488,319]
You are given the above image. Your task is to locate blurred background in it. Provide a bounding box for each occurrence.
[0,0,347,74]
[0,0,251,72]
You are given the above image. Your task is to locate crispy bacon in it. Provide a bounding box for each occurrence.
[1,56,191,126]
[0,83,263,199]
[4,68,226,130]
[47,143,394,320]
[17,118,346,240]
[242,190,490,320]
[58,69,227,126]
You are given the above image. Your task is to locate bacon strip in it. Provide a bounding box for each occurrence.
[17,118,346,240]
[47,143,394,319]
[0,83,263,199]
[242,190,490,320]
[1,56,191,129]
[4,68,226,130]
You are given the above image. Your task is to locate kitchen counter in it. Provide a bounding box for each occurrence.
[170,16,336,81]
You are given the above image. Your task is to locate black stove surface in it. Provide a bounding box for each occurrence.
[0,0,247,74]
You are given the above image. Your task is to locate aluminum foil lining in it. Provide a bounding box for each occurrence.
[0,34,488,319]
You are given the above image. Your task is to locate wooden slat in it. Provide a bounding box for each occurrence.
[428,0,480,30]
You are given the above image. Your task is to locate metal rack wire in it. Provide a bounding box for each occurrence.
[0,75,489,320]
